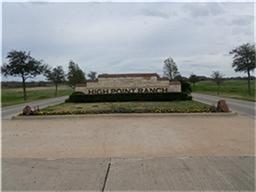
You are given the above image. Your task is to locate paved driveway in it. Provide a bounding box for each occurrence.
[1,96,68,119]
[192,93,255,118]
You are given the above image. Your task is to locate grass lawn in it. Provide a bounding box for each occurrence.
[1,86,73,107]
[39,101,213,115]
[192,80,256,101]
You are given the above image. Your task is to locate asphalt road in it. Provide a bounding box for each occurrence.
[192,93,255,118]
[1,96,68,119]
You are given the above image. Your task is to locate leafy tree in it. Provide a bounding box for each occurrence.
[1,50,46,100]
[45,66,65,96]
[67,60,86,89]
[163,57,179,80]
[211,71,224,95]
[88,71,97,80]
[229,43,255,95]
[189,74,200,87]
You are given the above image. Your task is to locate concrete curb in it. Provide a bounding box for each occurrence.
[12,112,238,120]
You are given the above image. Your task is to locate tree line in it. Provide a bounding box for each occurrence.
[1,50,97,100]
[163,43,255,95]
[2,42,255,100]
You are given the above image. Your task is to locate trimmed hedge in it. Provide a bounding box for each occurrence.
[66,92,192,103]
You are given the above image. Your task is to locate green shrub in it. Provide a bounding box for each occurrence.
[66,92,192,103]
[180,80,192,94]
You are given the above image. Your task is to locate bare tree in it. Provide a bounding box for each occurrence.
[163,57,179,80]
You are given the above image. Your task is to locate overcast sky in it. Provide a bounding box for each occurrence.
[2,2,254,81]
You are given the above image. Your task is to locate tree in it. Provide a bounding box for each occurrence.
[1,50,46,100]
[88,71,97,80]
[163,57,179,80]
[45,66,65,96]
[211,71,224,95]
[189,74,200,87]
[67,60,86,89]
[229,43,255,95]
[173,74,184,81]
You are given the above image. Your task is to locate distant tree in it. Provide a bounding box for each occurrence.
[67,60,86,90]
[87,71,97,80]
[173,74,184,81]
[197,75,209,81]
[45,66,65,96]
[229,43,255,95]
[1,50,46,100]
[163,57,179,80]
[211,71,224,95]
[189,74,200,87]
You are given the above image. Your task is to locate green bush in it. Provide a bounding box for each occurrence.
[66,92,192,103]
[180,80,192,94]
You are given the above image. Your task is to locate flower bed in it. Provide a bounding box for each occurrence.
[29,101,216,116]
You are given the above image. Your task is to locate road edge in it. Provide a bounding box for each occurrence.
[11,112,238,120]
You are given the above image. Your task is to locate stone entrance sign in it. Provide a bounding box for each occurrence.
[76,73,181,95]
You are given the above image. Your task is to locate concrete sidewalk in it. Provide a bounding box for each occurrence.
[2,156,254,191]
[106,156,254,191]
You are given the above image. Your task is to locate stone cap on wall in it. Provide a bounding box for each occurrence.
[87,79,98,82]
[76,73,181,87]
[169,81,181,85]
[98,73,160,78]
[158,77,169,81]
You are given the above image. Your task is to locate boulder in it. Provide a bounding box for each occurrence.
[33,106,40,113]
[23,106,32,115]
[217,100,229,112]
[22,105,40,115]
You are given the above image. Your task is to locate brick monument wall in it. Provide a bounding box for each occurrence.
[76,73,181,94]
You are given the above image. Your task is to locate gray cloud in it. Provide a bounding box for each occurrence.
[140,8,176,19]
[2,2,254,81]
[183,3,224,17]
[190,63,219,68]
[230,15,253,26]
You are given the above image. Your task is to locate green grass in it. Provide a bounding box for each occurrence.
[192,80,256,101]
[38,101,214,115]
[1,86,73,107]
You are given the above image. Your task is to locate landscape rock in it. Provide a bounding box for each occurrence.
[210,105,217,112]
[23,106,32,115]
[22,105,40,115]
[217,100,229,112]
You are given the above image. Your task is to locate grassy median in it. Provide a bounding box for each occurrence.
[37,101,214,115]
